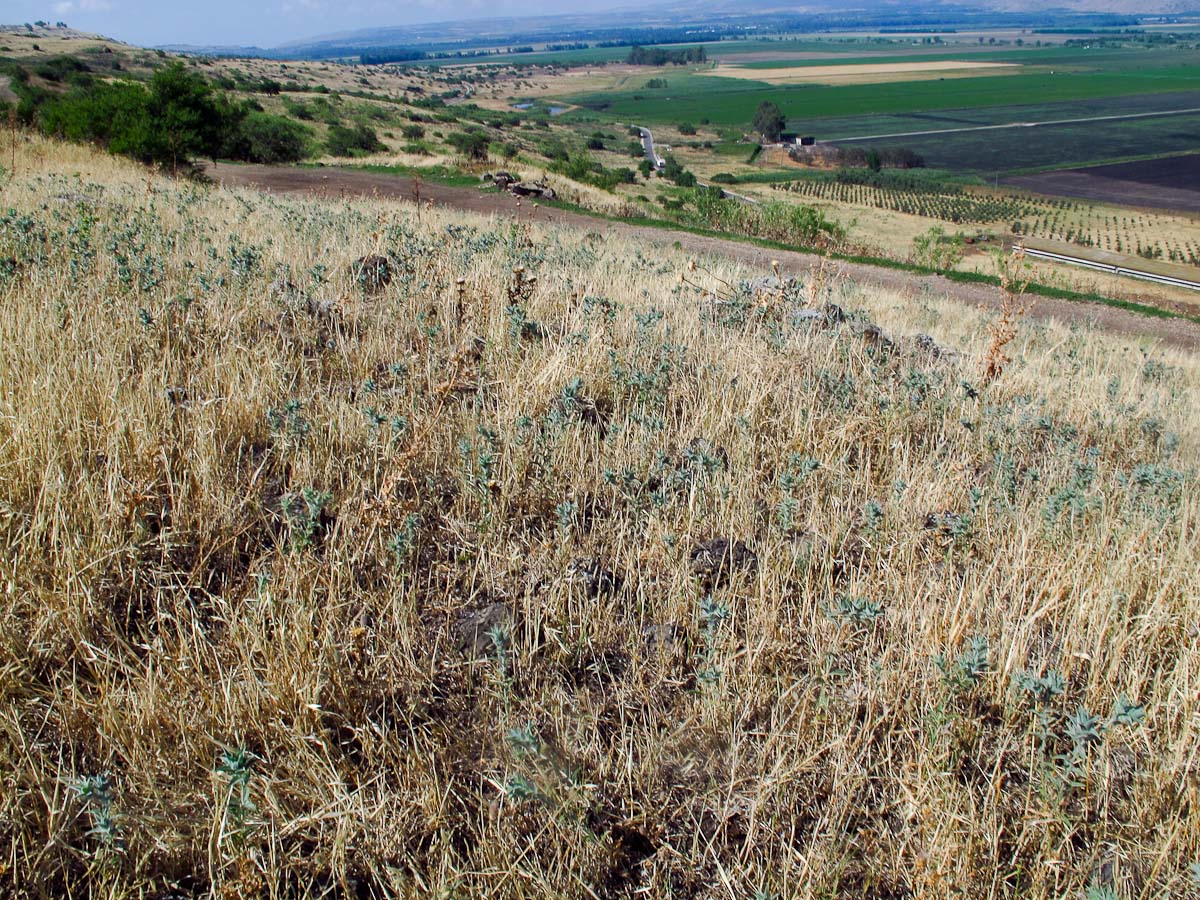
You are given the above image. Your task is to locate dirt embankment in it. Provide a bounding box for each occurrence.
[206,162,1200,352]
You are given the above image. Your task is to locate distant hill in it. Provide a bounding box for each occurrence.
[231,1,1200,61]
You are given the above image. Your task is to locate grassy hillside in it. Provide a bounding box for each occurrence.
[1,134,1198,899]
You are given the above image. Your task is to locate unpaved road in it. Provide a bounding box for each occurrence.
[206,163,1200,352]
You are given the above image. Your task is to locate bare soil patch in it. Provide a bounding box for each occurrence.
[1005,155,1200,213]
[206,163,1200,351]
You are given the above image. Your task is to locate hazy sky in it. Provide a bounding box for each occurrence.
[10,0,630,48]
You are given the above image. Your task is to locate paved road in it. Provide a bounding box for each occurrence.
[820,106,1200,145]
[638,127,664,169]
[637,125,760,206]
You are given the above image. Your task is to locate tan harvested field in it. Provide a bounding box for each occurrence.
[3,134,1200,899]
[708,60,1021,85]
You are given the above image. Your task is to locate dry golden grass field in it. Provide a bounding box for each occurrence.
[703,61,1020,86]
[1,134,1199,899]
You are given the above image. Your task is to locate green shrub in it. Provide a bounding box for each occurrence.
[327,123,385,157]
[225,111,310,164]
[446,130,489,161]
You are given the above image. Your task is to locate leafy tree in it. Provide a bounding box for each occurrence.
[678,122,697,135]
[752,101,785,143]
[662,154,695,187]
[142,63,229,171]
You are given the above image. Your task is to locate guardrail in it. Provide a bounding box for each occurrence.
[1017,244,1200,292]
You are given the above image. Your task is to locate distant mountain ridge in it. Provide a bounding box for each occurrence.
[149,0,1200,59]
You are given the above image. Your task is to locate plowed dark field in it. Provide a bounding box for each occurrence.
[1005,154,1200,212]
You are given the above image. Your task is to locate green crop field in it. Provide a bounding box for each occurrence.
[793,90,1200,139]
[565,68,1200,128]
[557,41,1200,180]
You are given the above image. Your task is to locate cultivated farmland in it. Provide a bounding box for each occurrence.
[1006,154,1200,212]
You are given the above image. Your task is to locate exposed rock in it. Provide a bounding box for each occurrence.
[453,601,513,659]
[690,537,757,588]
[509,181,557,200]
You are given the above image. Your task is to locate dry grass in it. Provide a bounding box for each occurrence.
[1,134,1199,899]
[704,61,1020,86]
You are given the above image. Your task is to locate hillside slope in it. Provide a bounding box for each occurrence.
[1,135,1198,898]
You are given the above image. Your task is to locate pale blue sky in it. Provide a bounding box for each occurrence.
[8,0,630,48]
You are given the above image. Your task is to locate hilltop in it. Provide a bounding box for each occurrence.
[0,131,1197,898]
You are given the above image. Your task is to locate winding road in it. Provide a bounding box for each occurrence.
[637,125,761,206]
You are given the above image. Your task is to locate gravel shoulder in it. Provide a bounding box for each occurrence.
[207,162,1200,352]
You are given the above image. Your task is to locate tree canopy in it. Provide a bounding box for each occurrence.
[37,63,309,169]
[753,101,786,144]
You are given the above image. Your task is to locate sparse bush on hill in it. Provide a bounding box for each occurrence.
[35,62,314,169]
[326,122,385,157]
[446,128,489,161]
[223,110,311,164]
[0,135,1198,900]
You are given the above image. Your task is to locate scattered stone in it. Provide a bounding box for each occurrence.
[690,537,757,588]
[453,601,514,659]
[352,254,392,293]
[509,181,557,200]
[908,332,961,363]
[858,323,896,354]
[641,622,685,655]
[822,302,847,324]
[924,511,965,537]
[683,437,729,470]
[270,275,305,304]
[567,557,624,599]
[303,296,337,319]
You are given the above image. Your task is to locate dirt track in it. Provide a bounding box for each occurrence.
[207,163,1200,352]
